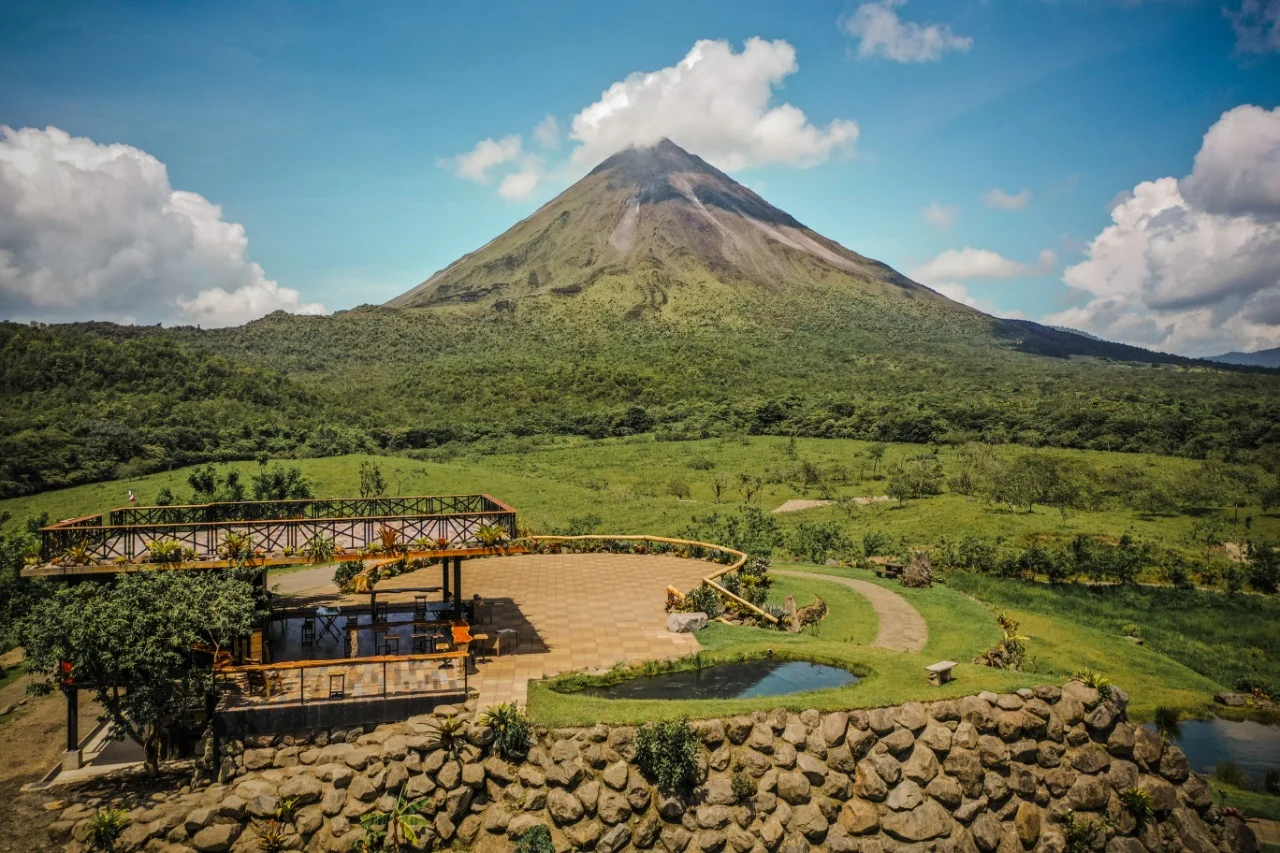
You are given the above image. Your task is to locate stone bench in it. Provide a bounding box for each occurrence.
[926,660,957,686]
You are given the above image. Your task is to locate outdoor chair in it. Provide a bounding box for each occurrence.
[301,619,315,649]
[328,673,345,699]
[373,602,389,623]
[413,595,429,620]
[412,633,430,654]
[380,635,399,656]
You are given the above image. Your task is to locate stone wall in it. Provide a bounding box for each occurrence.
[50,682,1258,853]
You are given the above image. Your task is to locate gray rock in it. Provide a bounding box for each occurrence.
[881,800,953,842]
[278,774,323,806]
[190,823,240,852]
[599,822,632,853]
[821,712,849,747]
[886,779,924,811]
[776,771,811,805]
[667,612,708,633]
[1215,691,1248,707]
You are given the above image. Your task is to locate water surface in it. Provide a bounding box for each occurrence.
[580,659,857,701]
[1151,718,1280,786]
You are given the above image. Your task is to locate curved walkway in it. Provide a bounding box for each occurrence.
[776,569,929,653]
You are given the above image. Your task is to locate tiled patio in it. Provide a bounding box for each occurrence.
[272,553,712,709]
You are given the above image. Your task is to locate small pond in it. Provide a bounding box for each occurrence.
[1148,719,1280,786]
[578,660,858,701]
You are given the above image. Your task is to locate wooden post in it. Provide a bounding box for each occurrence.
[453,558,462,616]
[442,560,450,603]
[64,687,78,752]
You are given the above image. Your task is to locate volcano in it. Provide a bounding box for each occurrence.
[389,139,953,316]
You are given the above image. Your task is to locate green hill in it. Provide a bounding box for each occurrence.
[2,140,1279,497]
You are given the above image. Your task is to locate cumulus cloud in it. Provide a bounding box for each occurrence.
[983,187,1032,210]
[441,38,858,200]
[569,38,857,170]
[839,0,973,63]
[922,202,958,230]
[0,126,323,327]
[910,246,1055,284]
[1227,0,1280,54]
[1044,105,1280,356]
[931,283,1025,319]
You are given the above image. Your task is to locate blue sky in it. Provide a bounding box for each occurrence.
[1,0,1279,355]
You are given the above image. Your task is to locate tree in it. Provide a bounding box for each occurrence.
[867,443,887,475]
[359,460,386,499]
[1249,540,1280,594]
[886,456,944,505]
[737,474,763,504]
[789,521,852,564]
[709,472,730,503]
[251,464,313,501]
[22,570,259,774]
[667,479,692,500]
[0,512,42,650]
[684,507,782,557]
[187,465,245,504]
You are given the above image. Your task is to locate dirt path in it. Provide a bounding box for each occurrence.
[772,496,889,514]
[776,569,929,654]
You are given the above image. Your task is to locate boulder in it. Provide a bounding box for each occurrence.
[881,800,953,843]
[190,823,241,853]
[667,613,708,633]
[1215,691,1248,707]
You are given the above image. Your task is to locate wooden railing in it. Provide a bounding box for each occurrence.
[215,649,471,707]
[35,494,518,568]
[528,535,778,624]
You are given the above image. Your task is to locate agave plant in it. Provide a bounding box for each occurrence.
[376,523,402,552]
[478,702,532,761]
[61,540,96,567]
[422,715,468,755]
[1071,668,1113,699]
[304,535,338,564]
[146,538,185,565]
[86,807,130,851]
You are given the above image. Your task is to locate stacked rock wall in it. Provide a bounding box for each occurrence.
[51,683,1257,853]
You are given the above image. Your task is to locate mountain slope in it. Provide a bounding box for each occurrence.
[1206,347,1280,369]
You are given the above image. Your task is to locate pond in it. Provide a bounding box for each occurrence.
[1151,718,1280,786]
[578,659,858,701]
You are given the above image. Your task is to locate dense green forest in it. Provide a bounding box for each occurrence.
[2,299,1279,498]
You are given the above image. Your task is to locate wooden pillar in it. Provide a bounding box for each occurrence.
[441,559,450,603]
[453,558,462,615]
[65,687,78,752]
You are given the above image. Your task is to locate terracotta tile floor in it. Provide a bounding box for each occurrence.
[460,554,710,709]
[270,553,712,710]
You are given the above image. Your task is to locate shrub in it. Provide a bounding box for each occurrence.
[680,584,723,619]
[731,771,756,804]
[257,819,288,853]
[514,824,555,853]
[1121,623,1140,638]
[1119,787,1153,824]
[333,560,365,592]
[862,530,890,559]
[87,808,130,851]
[1055,810,1104,853]
[422,716,468,755]
[635,719,700,793]
[479,702,531,762]
[1235,676,1274,698]
[1071,668,1112,699]
[304,535,337,564]
[790,521,851,564]
[1265,768,1280,796]
[1153,706,1182,742]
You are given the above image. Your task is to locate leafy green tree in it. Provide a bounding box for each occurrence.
[867,443,887,475]
[1248,540,1280,594]
[22,570,259,774]
[359,460,386,499]
[0,512,42,650]
[886,455,944,505]
[790,521,852,564]
[251,464,313,501]
[186,465,245,504]
[684,507,782,557]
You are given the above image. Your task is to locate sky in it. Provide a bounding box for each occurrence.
[1,0,1279,356]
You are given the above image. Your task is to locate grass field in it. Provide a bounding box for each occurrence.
[526,563,1224,726]
[947,572,1280,701]
[1214,780,1280,820]
[4,438,1276,563]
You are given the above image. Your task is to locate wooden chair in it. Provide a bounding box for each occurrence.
[301,619,316,649]
[328,673,345,699]
[412,633,431,654]
[413,595,429,620]
[380,635,399,656]
[373,602,389,623]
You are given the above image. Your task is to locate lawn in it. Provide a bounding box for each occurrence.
[1213,780,1280,821]
[527,570,1036,727]
[947,571,1280,702]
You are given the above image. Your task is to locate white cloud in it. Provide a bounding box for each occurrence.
[983,187,1032,210]
[0,126,323,327]
[1227,0,1280,54]
[922,202,958,230]
[910,246,1055,284]
[442,135,523,183]
[442,38,859,200]
[839,0,973,63]
[1179,104,1280,220]
[931,282,1025,319]
[569,38,858,171]
[533,115,561,150]
[1044,105,1280,356]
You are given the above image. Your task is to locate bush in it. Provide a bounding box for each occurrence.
[862,530,890,559]
[1217,761,1251,790]
[1121,623,1140,638]
[790,521,851,564]
[87,808,130,851]
[514,824,555,853]
[680,585,723,619]
[1118,787,1152,824]
[1235,676,1274,698]
[1265,768,1280,796]
[479,702,532,762]
[333,560,365,593]
[1249,540,1280,594]
[731,771,756,804]
[635,719,701,793]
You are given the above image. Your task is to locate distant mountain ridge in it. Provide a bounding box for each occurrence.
[1206,347,1280,368]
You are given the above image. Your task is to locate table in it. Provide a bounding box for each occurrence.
[316,606,342,642]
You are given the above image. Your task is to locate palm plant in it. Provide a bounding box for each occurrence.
[478,701,531,761]
[218,531,255,564]
[146,538,185,565]
[422,716,468,756]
